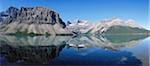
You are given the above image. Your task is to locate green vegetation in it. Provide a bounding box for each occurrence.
[103,34,149,43]
[56,34,73,36]
[104,26,150,35]
[7,31,43,37]
[6,31,73,36]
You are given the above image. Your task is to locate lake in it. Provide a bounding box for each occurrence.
[0,35,149,66]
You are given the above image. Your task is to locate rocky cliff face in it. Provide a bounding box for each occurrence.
[0,6,71,35]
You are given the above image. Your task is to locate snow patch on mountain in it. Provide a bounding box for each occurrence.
[67,20,94,33]
[89,18,145,34]
[126,19,143,28]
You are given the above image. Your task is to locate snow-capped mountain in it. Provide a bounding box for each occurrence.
[67,20,94,33]
[88,18,149,35]
[126,19,143,28]
[66,18,149,35]
[89,18,125,34]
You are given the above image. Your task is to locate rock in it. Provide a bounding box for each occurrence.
[0,6,72,35]
[67,20,93,33]
[67,21,72,26]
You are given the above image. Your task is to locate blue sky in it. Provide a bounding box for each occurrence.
[0,0,149,29]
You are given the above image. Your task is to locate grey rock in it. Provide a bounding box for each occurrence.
[0,6,72,35]
[67,20,93,34]
[67,21,72,26]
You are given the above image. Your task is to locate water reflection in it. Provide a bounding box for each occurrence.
[0,35,71,64]
[0,35,149,65]
[67,35,148,50]
[1,44,66,64]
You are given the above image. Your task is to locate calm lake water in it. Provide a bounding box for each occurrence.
[0,35,149,66]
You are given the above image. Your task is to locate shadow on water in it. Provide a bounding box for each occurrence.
[0,34,149,65]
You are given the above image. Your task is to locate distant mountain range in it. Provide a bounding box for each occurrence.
[67,18,150,35]
[66,20,93,34]
[89,18,150,35]
[0,6,149,35]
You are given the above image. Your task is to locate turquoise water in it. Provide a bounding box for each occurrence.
[0,35,149,66]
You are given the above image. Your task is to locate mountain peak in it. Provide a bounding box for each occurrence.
[0,6,61,24]
[100,18,143,28]
[0,6,71,35]
[126,19,142,28]
[89,18,149,34]
[100,18,125,27]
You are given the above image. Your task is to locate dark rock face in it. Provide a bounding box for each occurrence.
[67,21,72,26]
[0,7,19,24]
[1,6,64,25]
[0,6,71,35]
[0,17,3,22]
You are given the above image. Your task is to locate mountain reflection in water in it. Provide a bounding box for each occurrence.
[0,35,149,66]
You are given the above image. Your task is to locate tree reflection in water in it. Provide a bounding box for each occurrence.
[0,35,149,65]
[1,43,66,64]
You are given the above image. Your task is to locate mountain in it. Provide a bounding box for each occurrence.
[0,6,72,35]
[103,26,150,34]
[66,35,147,50]
[88,18,150,35]
[0,7,149,35]
[126,19,143,28]
[0,35,71,46]
[67,20,93,34]
[0,35,67,64]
